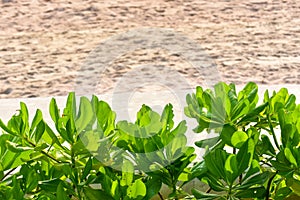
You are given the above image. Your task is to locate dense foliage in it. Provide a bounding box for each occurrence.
[0,82,300,199]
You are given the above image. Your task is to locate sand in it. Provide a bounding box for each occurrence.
[0,0,300,98]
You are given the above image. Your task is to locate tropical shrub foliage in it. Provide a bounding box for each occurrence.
[0,82,300,199]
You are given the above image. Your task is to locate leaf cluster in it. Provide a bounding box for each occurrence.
[0,82,300,200]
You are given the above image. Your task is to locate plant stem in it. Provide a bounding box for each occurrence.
[206,187,212,193]
[70,144,82,200]
[267,114,280,150]
[0,167,17,181]
[26,138,62,163]
[226,184,232,200]
[239,174,243,184]
[266,171,277,200]
[158,192,164,200]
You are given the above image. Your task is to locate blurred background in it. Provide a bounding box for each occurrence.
[0,0,299,98]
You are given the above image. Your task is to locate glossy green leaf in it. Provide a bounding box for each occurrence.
[161,104,175,133]
[82,157,93,181]
[238,102,268,124]
[75,96,94,134]
[231,131,248,148]
[29,109,43,137]
[195,136,219,149]
[231,99,250,122]
[236,139,254,176]
[34,120,46,143]
[224,154,238,184]
[0,119,18,136]
[238,82,258,103]
[96,100,116,136]
[220,124,236,146]
[192,188,219,200]
[256,134,276,156]
[204,149,227,179]
[238,171,269,190]
[49,98,60,124]
[143,176,162,200]
[20,102,29,133]
[127,179,146,199]
[235,187,266,198]
[64,92,76,120]
[284,147,298,167]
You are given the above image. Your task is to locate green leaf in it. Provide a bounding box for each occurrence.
[231,99,250,122]
[203,174,225,191]
[192,188,219,200]
[238,102,268,124]
[1,150,29,170]
[220,124,236,146]
[29,109,43,137]
[0,119,18,136]
[75,96,94,134]
[34,120,46,143]
[44,124,63,148]
[231,131,248,148]
[82,157,92,181]
[120,160,134,186]
[274,187,292,200]
[64,92,76,120]
[235,187,266,198]
[34,142,49,151]
[238,82,258,104]
[236,139,254,175]
[166,134,188,161]
[26,170,39,192]
[111,180,120,199]
[6,141,32,153]
[204,149,228,180]
[191,160,208,179]
[20,102,29,133]
[238,171,269,190]
[11,176,24,200]
[49,98,60,124]
[39,178,64,193]
[256,134,276,156]
[65,118,75,144]
[56,183,70,200]
[83,187,114,200]
[127,179,146,199]
[161,104,175,133]
[287,178,300,196]
[143,176,162,200]
[96,101,116,136]
[243,159,261,182]
[224,154,238,184]
[214,82,231,117]
[195,136,220,149]
[284,147,298,167]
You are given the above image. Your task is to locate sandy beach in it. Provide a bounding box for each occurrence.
[0,0,300,98]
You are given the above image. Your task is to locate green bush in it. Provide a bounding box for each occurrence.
[0,82,300,200]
